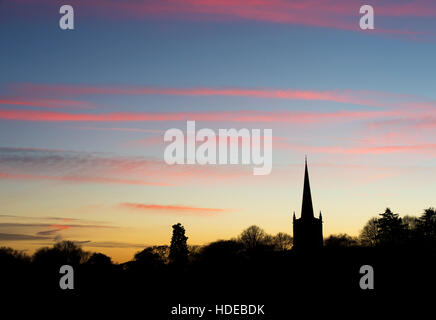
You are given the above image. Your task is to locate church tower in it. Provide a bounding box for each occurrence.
[293,157,323,251]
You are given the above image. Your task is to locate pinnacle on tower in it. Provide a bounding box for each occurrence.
[301,157,314,219]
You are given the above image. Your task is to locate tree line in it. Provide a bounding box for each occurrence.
[1,207,435,271]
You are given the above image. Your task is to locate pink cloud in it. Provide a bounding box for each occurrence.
[5,0,434,44]
[0,108,400,123]
[0,171,170,186]
[66,126,163,133]
[0,147,256,187]
[277,141,436,155]
[126,133,289,148]
[10,83,435,110]
[18,0,436,37]
[120,202,228,216]
[369,117,436,130]
[125,130,436,157]
[320,144,436,155]
[49,224,71,231]
[0,98,97,110]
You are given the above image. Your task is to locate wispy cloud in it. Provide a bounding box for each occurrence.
[0,108,402,123]
[9,83,436,110]
[0,171,170,187]
[66,126,164,134]
[369,117,436,130]
[0,214,73,221]
[0,147,171,186]
[307,144,436,155]
[0,147,254,186]
[0,214,126,248]
[0,222,118,229]
[120,202,228,216]
[10,0,436,39]
[0,97,97,110]
[0,233,52,241]
[0,220,119,243]
[83,241,146,249]
[275,140,436,155]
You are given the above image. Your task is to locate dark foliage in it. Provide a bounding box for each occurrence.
[2,208,436,315]
[169,222,189,266]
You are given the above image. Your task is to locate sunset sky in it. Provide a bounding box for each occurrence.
[1,0,436,262]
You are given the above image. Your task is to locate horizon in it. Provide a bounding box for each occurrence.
[1,159,432,263]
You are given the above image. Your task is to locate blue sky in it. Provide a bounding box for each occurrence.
[1,0,435,262]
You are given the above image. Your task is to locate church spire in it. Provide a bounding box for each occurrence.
[301,156,314,220]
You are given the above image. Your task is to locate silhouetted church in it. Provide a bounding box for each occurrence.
[293,158,323,251]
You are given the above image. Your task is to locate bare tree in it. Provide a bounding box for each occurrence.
[325,234,358,247]
[403,215,419,231]
[272,232,293,250]
[150,245,170,264]
[359,217,378,246]
[239,225,266,249]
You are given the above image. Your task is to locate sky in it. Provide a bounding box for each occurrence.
[1,0,436,262]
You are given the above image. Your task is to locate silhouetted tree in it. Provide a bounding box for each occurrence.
[198,240,245,267]
[188,245,202,256]
[359,217,379,246]
[31,241,88,289]
[376,208,406,246]
[0,247,31,290]
[82,252,114,289]
[86,252,112,266]
[149,245,170,264]
[418,207,436,239]
[324,234,358,247]
[33,241,88,266]
[272,232,293,250]
[133,247,165,269]
[239,225,267,249]
[55,240,89,264]
[403,215,419,231]
[169,223,189,266]
[0,247,30,264]
[401,215,420,243]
